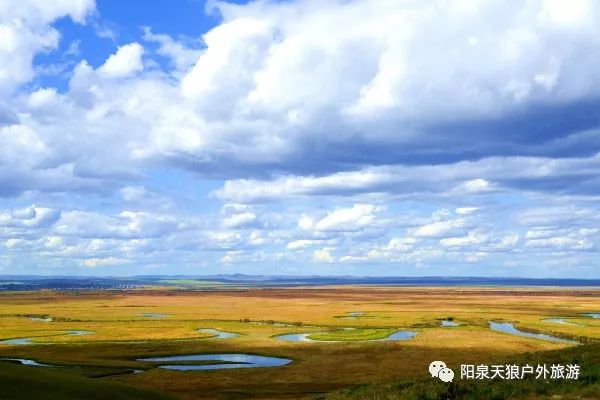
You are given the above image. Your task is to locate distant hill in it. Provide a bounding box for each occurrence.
[1,275,599,291]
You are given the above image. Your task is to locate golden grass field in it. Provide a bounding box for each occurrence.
[1,286,599,399]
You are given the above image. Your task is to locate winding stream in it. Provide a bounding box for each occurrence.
[0,330,94,345]
[138,353,292,370]
[0,338,34,345]
[196,328,239,339]
[275,330,416,342]
[0,358,49,367]
[581,313,600,319]
[489,321,578,344]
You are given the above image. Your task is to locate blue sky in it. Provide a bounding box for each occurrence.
[1,0,599,277]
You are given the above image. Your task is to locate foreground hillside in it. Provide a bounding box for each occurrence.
[0,361,174,400]
[324,343,600,400]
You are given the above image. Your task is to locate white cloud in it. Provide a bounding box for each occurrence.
[313,247,334,263]
[286,239,315,250]
[313,204,378,232]
[384,237,417,252]
[121,186,150,202]
[458,179,493,193]
[1,0,600,276]
[185,0,600,124]
[456,207,479,215]
[213,154,600,203]
[441,232,488,248]
[525,236,593,250]
[412,219,465,238]
[54,210,179,239]
[0,206,60,229]
[0,0,95,94]
[222,211,257,229]
[142,27,202,72]
[98,43,144,78]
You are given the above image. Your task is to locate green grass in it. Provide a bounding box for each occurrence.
[321,343,600,400]
[0,361,174,400]
[308,328,399,341]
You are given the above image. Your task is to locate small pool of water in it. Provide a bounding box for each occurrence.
[29,317,52,322]
[196,328,239,339]
[489,322,577,344]
[441,320,459,327]
[581,313,600,319]
[384,331,416,340]
[67,330,94,336]
[276,333,312,342]
[138,353,292,370]
[139,313,170,319]
[342,312,364,320]
[0,358,49,367]
[0,338,34,345]
[275,330,416,342]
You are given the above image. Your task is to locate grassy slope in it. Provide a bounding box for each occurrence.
[322,343,600,400]
[0,361,175,400]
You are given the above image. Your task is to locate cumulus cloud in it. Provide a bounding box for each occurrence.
[0,207,60,237]
[98,43,144,78]
[213,154,600,203]
[0,0,95,94]
[312,204,378,232]
[313,247,334,263]
[441,232,488,248]
[142,27,202,72]
[1,0,600,276]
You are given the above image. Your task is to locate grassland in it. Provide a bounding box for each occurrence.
[308,328,399,341]
[0,287,599,399]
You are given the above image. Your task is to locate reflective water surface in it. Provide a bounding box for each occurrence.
[196,328,239,339]
[138,353,292,370]
[275,330,416,342]
[489,322,578,344]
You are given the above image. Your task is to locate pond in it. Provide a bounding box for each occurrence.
[137,353,292,370]
[0,358,49,367]
[0,338,34,345]
[29,317,52,322]
[342,312,364,320]
[383,331,416,340]
[276,333,313,342]
[139,313,170,319]
[196,328,239,339]
[440,320,459,327]
[67,330,94,336]
[489,322,578,344]
[275,330,416,342]
[581,313,600,319]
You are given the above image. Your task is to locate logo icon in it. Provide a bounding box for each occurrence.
[429,360,454,382]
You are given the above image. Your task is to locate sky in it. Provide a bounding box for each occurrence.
[1,0,600,277]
